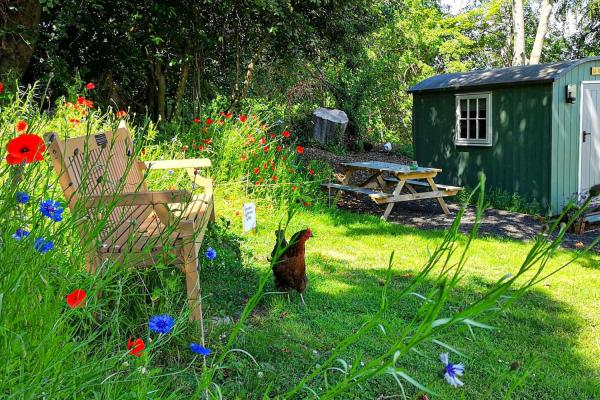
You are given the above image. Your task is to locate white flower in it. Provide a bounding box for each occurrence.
[440,352,465,388]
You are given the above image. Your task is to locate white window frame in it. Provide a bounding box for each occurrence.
[455,92,493,147]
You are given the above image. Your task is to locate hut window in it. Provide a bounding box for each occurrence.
[455,92,492,146]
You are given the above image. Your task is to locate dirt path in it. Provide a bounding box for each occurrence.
[305,147,600,253]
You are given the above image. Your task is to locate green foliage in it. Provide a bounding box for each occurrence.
[457,185,544,215]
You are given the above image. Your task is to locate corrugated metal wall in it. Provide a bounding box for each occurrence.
[551,60,600,213]
[413,84,553,210]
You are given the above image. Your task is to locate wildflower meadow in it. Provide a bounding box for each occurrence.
[0,81,599,399]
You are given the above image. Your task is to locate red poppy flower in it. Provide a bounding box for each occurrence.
[241,154,248,161]
[253,167,260,174]
[127,338,145,357]
[219,111,225,116]
[270,133,276,139]
[272,175,278,181]
[291,186,297,191]
[77,96,85,105]
[282,156,287,161]
[309,169,315,175]
[16,120,28,133]
[182,145,189,152]
[84,99,94,108]
[260,137,267,144]
[194,118,201,124]
[85,82,96,90]
[70,118,80,126]
[303,202,312,207]
[263,163,268,169]
[297,146,304,154]
[206,118,213,125]
[0,82,4,95]
[282,131,290,138]
[276,145,282,152]
[66,289,87,309]
[116,110,127,118]
[239,115,247,123]
[199,145,205,151]
[226,112,233,119]
[263,146,269,153]
[6,134,46,164]
[203,138,213,144]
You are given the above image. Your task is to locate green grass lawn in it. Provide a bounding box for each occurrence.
[200,191,600,399]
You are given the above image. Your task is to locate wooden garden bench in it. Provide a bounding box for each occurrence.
[46,127,214,329]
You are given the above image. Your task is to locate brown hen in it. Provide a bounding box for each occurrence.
[270,228,312,305]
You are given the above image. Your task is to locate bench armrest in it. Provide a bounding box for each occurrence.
[141,158,211,170]
[85,190,192,208]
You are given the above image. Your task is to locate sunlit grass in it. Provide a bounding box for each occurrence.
[209,189,600,398]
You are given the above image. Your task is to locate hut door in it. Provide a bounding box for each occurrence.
[580,83,600,198]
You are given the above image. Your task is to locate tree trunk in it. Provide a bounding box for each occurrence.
[193,50,204,116]
[147,72,156,119]
[529,0,554,65]
[512,0,527,66]
[230,34,269,110]
[172,59,190,120]
[0,0,42,80]
[150,61,167,121]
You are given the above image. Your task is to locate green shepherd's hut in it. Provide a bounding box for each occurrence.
[408,57,600,214]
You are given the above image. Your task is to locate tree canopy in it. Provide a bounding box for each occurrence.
[1,0,598,144]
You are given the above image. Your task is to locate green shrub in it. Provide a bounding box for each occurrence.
[458,186,543,215]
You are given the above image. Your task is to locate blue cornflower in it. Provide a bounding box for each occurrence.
[168,169,174,175]
[277,119,283,125]
[39,199,64,222]
[148,314,175,334]
[12,228,30,240]
[205,247,217,261]
[440,353,465,388]
[34,238,54,254]
[190,342,212,356]
[16,191,30,204]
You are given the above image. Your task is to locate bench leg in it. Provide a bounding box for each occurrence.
[381,179,406,220]
[208,199,216,222]
[331,168,356,207]
[182,241,205,345]
[85,252,100,274]
[426,177,450,215]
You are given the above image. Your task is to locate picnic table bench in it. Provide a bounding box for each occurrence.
[322,161,462,220]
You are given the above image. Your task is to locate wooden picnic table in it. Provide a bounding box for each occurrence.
[322,161,462,220]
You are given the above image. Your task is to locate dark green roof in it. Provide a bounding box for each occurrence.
[408,57,600,94]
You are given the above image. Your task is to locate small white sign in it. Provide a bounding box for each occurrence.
[242,203,257,233]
